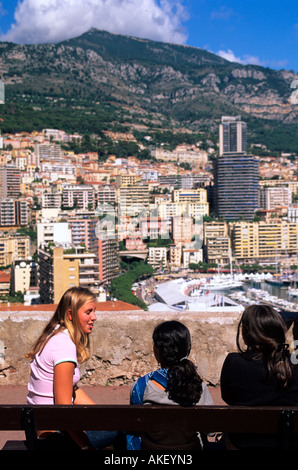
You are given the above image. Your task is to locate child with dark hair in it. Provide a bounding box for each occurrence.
[128,320,213,451]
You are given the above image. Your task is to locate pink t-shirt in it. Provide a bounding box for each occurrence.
[27,329,80,405]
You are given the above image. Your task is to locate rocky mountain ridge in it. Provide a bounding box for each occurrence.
[0,29,298,148]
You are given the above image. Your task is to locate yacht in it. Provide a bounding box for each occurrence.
[201,275,244,291]
[265,276,284,287]
[288,287,298,297]
[288,275,298,297]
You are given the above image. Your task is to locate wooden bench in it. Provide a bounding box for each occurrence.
[1,404,298,451]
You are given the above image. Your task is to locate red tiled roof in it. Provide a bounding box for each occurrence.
[0,303,55,311]
[0,300,142,312]
[0,273,11,283]
[96,300,142,311]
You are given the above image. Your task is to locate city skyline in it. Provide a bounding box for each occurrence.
[0,115,297,308]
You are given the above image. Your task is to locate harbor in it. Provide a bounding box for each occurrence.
[144,272,298,317]
[228,274,298,319]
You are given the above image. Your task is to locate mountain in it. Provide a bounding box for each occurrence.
[1,28,298,152]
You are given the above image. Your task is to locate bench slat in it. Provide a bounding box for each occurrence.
[1,405,298,434]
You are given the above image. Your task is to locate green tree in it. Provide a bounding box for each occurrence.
[110,263,154,310]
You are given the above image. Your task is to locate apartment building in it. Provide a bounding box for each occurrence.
[27,149,40,168]
[97,238,120,283]
[231,222,261,263]
[125,237,147,251]
[213,153,259,221]
[139,216,169,240]
[115,173,141,188]
[214,116,259,221]
[231,221,298,264]
[169,245,182,268]
[152,146,208,165]
[0,153,7,165]
[259,180,298,197]
[158,174,210,189]
[173,188,208,203]
[68,218,98,254]
[0,199,29,227]
[62,185,95,210]
[203,221,229,242]
[97,185,117,205]
[14,155,27,170]
[34,143,63,160]
[117,184,150,216]
[0,236,31,266]
[203,221,231,265]
[147,246,168,269]
[37,222,72,247]
[288,204,298,223]
[182,248,203,267]
[10,258,38,294]
[38,245,100,304]
[157,201,209,221]
[41,160,77,177]
[0,272,10,296]
[259,186,292,210]
[141,170,160,182]
[172,216,193,245]
[204,237,231,266]
[41,192,62,208]
[0,165,21,199]
[219,115,247,155]
[43,129,68,142]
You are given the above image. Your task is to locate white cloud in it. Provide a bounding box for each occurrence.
[241,55,262,66]
[217,49,242,63]
[217,49,261,66]
[217,48,289,70]
[1,0,188,45]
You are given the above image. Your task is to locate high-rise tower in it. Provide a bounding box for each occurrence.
[0,165,21,199]
[214,117,259,221]
[219,115,247,155]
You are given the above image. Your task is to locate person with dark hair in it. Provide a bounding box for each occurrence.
[127,320,213,451]
[220,304,298,449]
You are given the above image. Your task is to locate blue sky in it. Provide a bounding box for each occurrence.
[0,0,298,72]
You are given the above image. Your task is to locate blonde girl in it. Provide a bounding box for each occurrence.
[26,286,118,450]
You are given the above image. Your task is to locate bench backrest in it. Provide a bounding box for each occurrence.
[1,404,298,450]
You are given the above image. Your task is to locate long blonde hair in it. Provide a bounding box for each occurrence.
[26,286,97,364]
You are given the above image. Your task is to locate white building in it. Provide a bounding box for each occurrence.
[42,192,62,208]
[62,185,95,210]
[37,222,72,247]
[183,248,203,267]
[147,246,168,269]
[259,186,292,210]
[11,258,38,294]
[288,204,298,223]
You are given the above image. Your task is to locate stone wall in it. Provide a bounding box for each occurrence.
[1,308,295,387]
[0,308,242,387]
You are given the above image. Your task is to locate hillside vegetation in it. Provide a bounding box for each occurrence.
[0,29,298,152]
